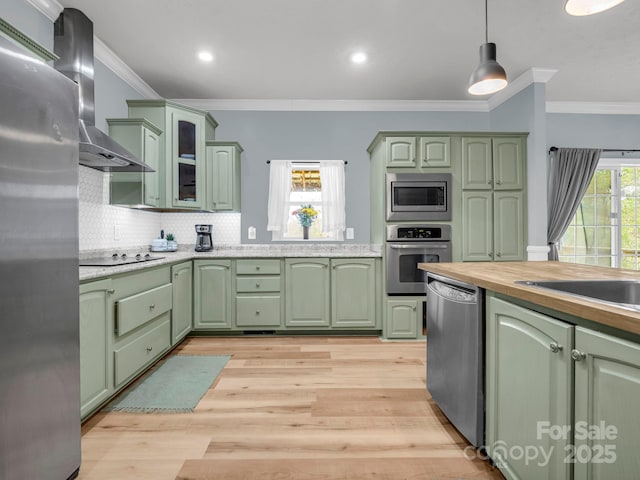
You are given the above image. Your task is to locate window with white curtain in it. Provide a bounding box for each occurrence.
[267,160,346,241]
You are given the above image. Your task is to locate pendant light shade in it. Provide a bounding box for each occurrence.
[468,43,508,95]
[564,0,624,16]
[468,0,508,96]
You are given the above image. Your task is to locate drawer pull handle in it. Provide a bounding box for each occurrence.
[549,342,563,353]
[146,346,153,352]
[255,310,260,315]
[149,304,155,310]
[256,283,260,288]
[256,266,261,271]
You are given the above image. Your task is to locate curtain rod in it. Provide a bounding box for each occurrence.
[266,160,348,164]
[549,146,640,154]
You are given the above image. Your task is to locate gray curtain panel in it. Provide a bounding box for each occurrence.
[547,148,602,260]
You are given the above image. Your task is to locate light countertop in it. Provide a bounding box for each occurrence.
[80,244,382,281]
[418,261,640,337]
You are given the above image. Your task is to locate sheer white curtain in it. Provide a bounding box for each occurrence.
[266,160,292,232]
[319,160,346,235]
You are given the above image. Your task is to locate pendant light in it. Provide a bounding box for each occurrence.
[468,0,508,96]
[564,0,624,16]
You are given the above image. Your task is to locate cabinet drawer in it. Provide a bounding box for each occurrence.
[236,296,281,326]
[116,283,172,336]
[236,259,281,275]
[114,316,171,387]
[236,276,281,293]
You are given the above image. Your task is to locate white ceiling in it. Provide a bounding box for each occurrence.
[55,0,640,104]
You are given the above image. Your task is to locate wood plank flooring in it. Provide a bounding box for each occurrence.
[79,336,503,480]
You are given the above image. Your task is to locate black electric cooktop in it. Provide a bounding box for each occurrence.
[79,253,165,266]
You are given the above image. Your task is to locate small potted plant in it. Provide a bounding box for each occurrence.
[291,204,318,239]
[166,233,178,251]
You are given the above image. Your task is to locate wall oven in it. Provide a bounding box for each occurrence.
[386,173,452,221]
[386,224,451,295]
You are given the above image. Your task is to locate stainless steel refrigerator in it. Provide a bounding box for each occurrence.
[0,36,81,479]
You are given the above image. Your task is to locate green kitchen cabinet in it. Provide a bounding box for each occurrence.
[462,136,524,190]
[486,295,573,480]
[79,278,113,419]
[205,141,242,211]
[193,259,232,329]
[385,298,422,339]
[235,259,283,328]
[285,258,330,327]
[462,191,525,261]
[385,136,416,167]
[108,118,162,207]
[418,136,451,168]
[573,327,640,479]
[331,258,376,328]
[127,100,218,210]
[171,261,193,344]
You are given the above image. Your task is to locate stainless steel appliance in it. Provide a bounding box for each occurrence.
[0,36,81,479]
[79,253,165,266]
[386,224,451,295]
[53,8,153,172]
[426,273,484,447]
[386,173,452,221]
[195,224,213,252]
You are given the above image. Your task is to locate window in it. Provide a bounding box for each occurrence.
[267,160,345,241]
[559,161,640,270]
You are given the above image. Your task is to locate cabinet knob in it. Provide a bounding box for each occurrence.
[256,283,260,288]
[549,342,563,353]
[488,252,493,258]
[256,266,261,271]
[496,252,502,257]
[496,180,502,185]
[107,289,115,295]
[571,349,586,361]
[412,306,416,311]
[255,310,260,315]
[146,346,153,352]
[487,180,493,185]
[174,272,179,277]
[149,304,155,310]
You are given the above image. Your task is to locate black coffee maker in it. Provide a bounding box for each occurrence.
[194,224,213,252]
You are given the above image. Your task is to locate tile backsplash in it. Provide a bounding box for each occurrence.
[78,166,241,251]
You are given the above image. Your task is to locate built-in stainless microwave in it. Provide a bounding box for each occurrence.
[386,173,452,221]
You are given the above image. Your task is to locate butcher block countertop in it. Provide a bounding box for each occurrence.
[418,261,640,337]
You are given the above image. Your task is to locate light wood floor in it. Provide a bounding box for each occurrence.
[79,336,504,480]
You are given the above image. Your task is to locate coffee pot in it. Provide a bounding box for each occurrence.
[194,224,213,252]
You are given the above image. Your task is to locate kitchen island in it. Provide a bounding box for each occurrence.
[419,260,640,480]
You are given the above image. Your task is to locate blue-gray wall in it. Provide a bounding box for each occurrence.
[93,60,144,131]
[3,0,53,50]
[211,110,491,243]
[547,113,640,150]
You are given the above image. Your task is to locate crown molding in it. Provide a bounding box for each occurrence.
[93,36,160,99]
[172,98,490,112]
[546,101,640,115]
[488,68,558,111]
[25,0,63,21]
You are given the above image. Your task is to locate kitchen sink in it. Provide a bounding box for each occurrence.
[516,279,640,311]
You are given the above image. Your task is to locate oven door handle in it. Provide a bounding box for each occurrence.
[388,244,449,249]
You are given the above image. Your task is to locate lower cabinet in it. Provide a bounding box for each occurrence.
[171,261,193,343]
[193,259,232,329]
[385,298,423,339]
[235,259,283,328]
[331,258,377,328]
[285,258,330,327]
[487,295,640,480]
[79,278,113,419]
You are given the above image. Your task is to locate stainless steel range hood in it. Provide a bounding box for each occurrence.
[53,8,154,172]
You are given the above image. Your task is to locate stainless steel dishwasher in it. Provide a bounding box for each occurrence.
[426,272,484,447]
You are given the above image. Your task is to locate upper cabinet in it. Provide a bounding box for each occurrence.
[125,100,218,210]
[205,141,243,211]
[384,136,451,168]
[462,136,524,190]
[108,118,162,207]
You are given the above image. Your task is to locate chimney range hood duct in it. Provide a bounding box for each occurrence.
[53,8,154,172]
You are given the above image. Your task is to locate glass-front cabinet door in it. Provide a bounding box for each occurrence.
[172,111,204,208]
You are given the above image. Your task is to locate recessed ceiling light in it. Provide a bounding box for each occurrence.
[350,52,367,64]
[198,51,214,62]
